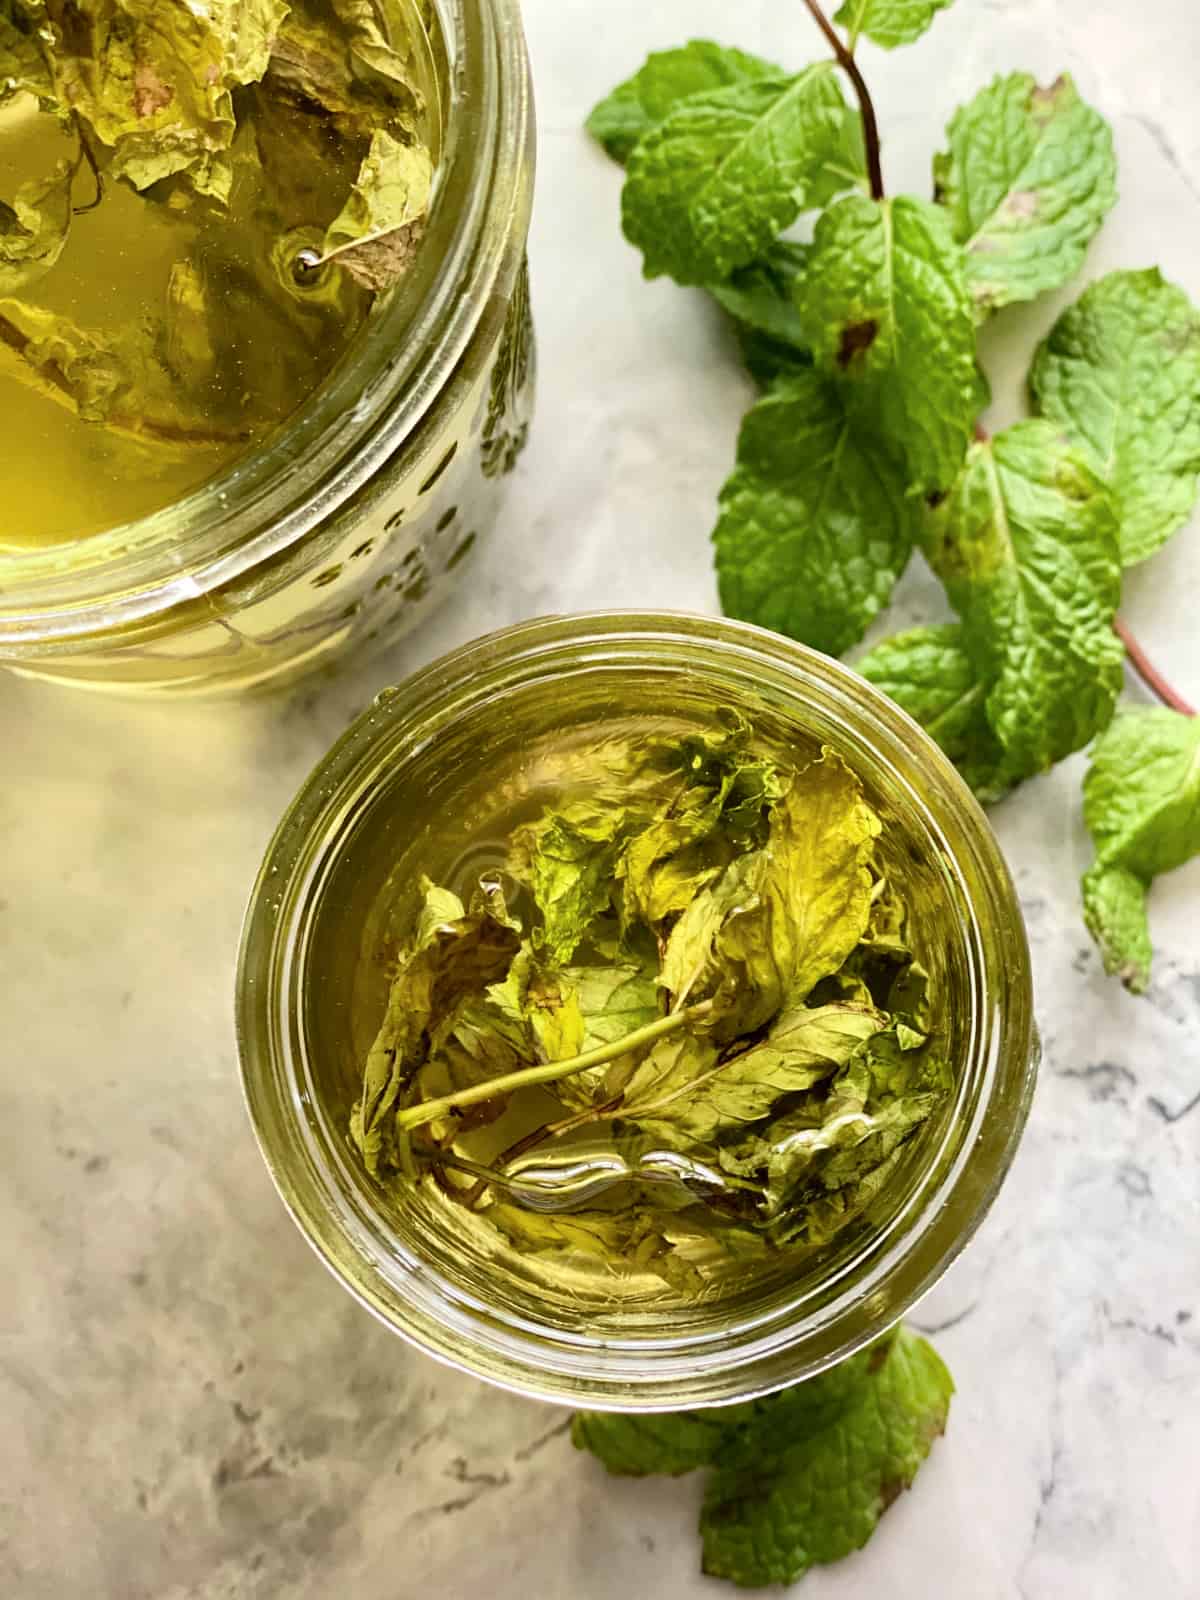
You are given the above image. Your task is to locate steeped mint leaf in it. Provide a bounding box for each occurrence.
[617,1003,887,1148]
[350,878,521,1174]
[834,0,953,50]
[32,0,292,201]
[934,72,1116,314]
[924,421,1125,777]
[1081,708,1200,992]
[800,193,978,492]
[586,40,780,166]
[1,5,54,103]
[322,129,433,291]
[621,65,848,286]
[712,752,882,1033]
[1031,269,1200,566]
[618,726,783,926]
[699,1327,953,1586]
[0,159,72,294]
[854,625,1012,802]
[508,797,637,964]
[713,370,921,655]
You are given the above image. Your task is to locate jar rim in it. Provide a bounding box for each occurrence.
[0,0,532,644]
[236,612,1039,1408]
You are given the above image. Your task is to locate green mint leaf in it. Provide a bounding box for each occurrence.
[618,1003,887,1148]
[924,420,1125,777]
[713,371,921,655]
[1081,866,1154,996]
[709,240,811,354]
[1081,708,1200,992]
[700,1327,953,1585]
[1031,269,1200,566]
[585,40,780,166]
[854,625,1012,802]
[621,65,848,286]
[800,194,978,493]
[572,1405,751,1477]
[322,130,433,292]
[834,0,953,50]
[734,326,814,389]
[933,72,1116,315]
[350,878,521,1173]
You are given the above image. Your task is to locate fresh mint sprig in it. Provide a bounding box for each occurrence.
[588,0,1200,996]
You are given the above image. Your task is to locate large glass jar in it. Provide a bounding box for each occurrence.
[0,0,534,696]
[236,613,1039,1408]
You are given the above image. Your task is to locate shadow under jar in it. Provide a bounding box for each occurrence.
[237,614,1039,1409]
[0,0,534,695]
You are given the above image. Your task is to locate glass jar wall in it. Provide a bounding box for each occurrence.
[236,613,1039,1408]
[0,0,534,695]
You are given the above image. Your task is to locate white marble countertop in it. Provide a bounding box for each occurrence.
[4,1,1199,1596]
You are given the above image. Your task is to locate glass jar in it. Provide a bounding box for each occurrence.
[237,613,1039,1408]
[0,0,534,696]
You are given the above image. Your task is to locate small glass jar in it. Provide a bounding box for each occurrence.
[237,613,1039,1408]
[0,0,534,696]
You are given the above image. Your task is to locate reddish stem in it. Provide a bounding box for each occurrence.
[800,0,885,202]
[1114,618,1196,717]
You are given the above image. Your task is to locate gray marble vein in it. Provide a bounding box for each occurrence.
[2,2,1199,1596]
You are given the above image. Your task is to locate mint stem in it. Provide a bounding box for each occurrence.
[799,0,885,201]
[1113,618,1196,716]
[393,1002,713,1134]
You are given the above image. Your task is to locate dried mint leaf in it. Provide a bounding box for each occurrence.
[508,797,637,966]
[0,293,251,445]
[1,2,54,102]
[618,723,783,927]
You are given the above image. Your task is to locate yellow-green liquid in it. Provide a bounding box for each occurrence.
[0,0,440,551]
[304,694,966,1329]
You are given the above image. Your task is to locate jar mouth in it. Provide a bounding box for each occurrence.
[0,0,532,644]
[236,612,1038,1408]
